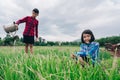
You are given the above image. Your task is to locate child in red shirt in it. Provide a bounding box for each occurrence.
[15,8,39,54]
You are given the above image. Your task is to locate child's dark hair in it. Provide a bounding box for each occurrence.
[33,8,39,14]
[81,29,95,43]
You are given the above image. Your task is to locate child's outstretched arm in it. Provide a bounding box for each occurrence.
[16,16,28,25]
[75,44,87,56]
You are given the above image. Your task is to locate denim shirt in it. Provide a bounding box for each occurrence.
[75,42,99,64]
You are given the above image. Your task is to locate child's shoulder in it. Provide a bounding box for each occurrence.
[25,16,30,18]
[91,42,99,46]
[80,43,87,47]
[80,42,99,46]
[80,43,85,46]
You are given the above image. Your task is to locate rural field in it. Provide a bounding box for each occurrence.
[0,46,120,80]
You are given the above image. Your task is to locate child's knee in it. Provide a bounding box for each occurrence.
[71,54,76,59]
[30,44,33,46]
[78,57,84,63]
[25,43,29,46]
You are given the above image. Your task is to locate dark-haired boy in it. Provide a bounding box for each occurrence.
[15,8,39,54]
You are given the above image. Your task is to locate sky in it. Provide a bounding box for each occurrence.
[0,0,120,41]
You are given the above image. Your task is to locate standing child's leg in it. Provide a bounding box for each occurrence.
[25,43,29,53]
[30,44,33,54]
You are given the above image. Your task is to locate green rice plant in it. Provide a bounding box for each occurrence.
[0,46,120,80]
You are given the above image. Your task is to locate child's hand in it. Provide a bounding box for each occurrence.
[13,22,18,27]
[14,24,18,30]
[35,38,39,42]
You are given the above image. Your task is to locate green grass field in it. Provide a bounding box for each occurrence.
[0,46,120,80]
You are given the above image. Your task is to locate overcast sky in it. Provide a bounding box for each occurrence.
[0,0,120,41]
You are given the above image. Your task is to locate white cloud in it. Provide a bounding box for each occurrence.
[0,0,120,41]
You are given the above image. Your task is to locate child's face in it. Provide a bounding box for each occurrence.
[83,34,91,43]
[32,11,38,18]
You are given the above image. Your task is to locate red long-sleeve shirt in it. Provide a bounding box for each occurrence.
[16,16,39,38]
